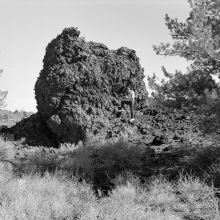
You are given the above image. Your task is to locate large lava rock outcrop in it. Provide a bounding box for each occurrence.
[35,27,148,143]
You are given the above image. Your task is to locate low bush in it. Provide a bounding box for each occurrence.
[0,137,15,161]
[15,139,146,192]
[145,176,177,212]
[176,174,219,219]
[203,163,220,188]
[14,149,60,176]
[90,139,144,176]
[0,170,97,220]
[184,144,220,186]
[60,143,94,182]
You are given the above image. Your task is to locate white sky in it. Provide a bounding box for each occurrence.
[0,0,191,112]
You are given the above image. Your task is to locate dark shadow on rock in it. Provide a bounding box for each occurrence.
[1,113,57,148]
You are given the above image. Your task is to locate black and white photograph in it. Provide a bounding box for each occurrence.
[0,0,220,219]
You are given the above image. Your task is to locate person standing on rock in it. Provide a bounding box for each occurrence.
[118,87,135,122]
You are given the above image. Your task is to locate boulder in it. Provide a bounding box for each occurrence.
[35,27,148,144]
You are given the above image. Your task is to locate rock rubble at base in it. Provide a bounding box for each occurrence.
[0,104,205,154]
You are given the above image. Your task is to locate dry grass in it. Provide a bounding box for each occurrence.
[175,174,219,219]
[0,170,97,220]
[0,161,219,219]
[0,137,220,219]
[0,165,179,220]
[0,137,15,161]
[13,138,145,184]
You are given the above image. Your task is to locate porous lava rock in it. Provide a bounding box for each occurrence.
[35,27,148,144]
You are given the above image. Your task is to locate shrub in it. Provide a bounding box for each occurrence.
[91,139,144,174]
[14,149,60,176]
[147,68,217,109]
[0,171,97,220]
[97,174,180,220]
[185,144,220,176]
[0,137,15,161]
[176,174,219,219]
[0,69,8,110]
[203,163,220,188]
[59,143,94,182]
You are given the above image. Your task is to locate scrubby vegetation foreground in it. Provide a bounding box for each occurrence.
[1,136,220,220]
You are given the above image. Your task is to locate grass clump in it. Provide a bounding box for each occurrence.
[90,139,144,175]
[176,174,219,219]
[145,176,177,212]
[187,145,220,171]
[0,137,15,161]
[0,169,97,220]
[184,144,220,188]
[59,142,94,182]
[10,148,61,178]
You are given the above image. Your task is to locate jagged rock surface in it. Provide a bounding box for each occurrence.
[35,27,148,144]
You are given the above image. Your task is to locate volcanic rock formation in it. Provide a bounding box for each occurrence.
[35,27,148,144]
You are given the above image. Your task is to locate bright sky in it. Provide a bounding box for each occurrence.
[0,0,191,112]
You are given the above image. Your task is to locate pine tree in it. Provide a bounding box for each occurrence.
[153,0,220,73]
[149,0,220,132]
[0,69,7,109]
[148,0,220,109]
[153,0,220,71]
[188,0,220,62]
[148,67,217,108]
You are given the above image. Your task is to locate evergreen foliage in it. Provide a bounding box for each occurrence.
[153,0,220,69]
[148,0,220,109]
[147,67,217,108]
[0,69,7,109]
